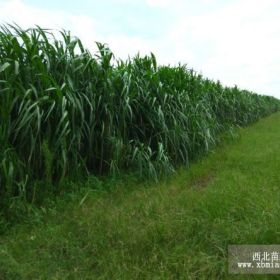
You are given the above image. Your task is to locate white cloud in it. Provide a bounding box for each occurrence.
[146,0,172,8]
[164,0,280,97]
[0,0,100,49]
[0,0,156,57]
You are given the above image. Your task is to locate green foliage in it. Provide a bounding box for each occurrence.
[0,249,22,280]
[42,140,53,184]
[2,113,280,279]
[0,24,279,204]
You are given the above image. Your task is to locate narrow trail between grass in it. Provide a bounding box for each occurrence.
[1,113,280,280]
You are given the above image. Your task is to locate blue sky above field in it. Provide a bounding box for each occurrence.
[0,0,280,98]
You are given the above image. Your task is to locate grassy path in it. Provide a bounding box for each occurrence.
[1,113,280,279]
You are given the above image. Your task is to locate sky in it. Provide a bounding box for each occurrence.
[0,0,280,98]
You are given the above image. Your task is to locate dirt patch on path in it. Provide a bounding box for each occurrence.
[190,172,215,190]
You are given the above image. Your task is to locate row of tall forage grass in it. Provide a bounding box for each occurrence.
[1,25,280,204]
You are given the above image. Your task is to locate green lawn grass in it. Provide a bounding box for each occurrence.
[1,113,280,279]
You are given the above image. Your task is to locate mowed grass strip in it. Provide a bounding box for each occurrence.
[1,113,280,279]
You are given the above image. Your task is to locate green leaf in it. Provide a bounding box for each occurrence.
[0,62,10,73]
